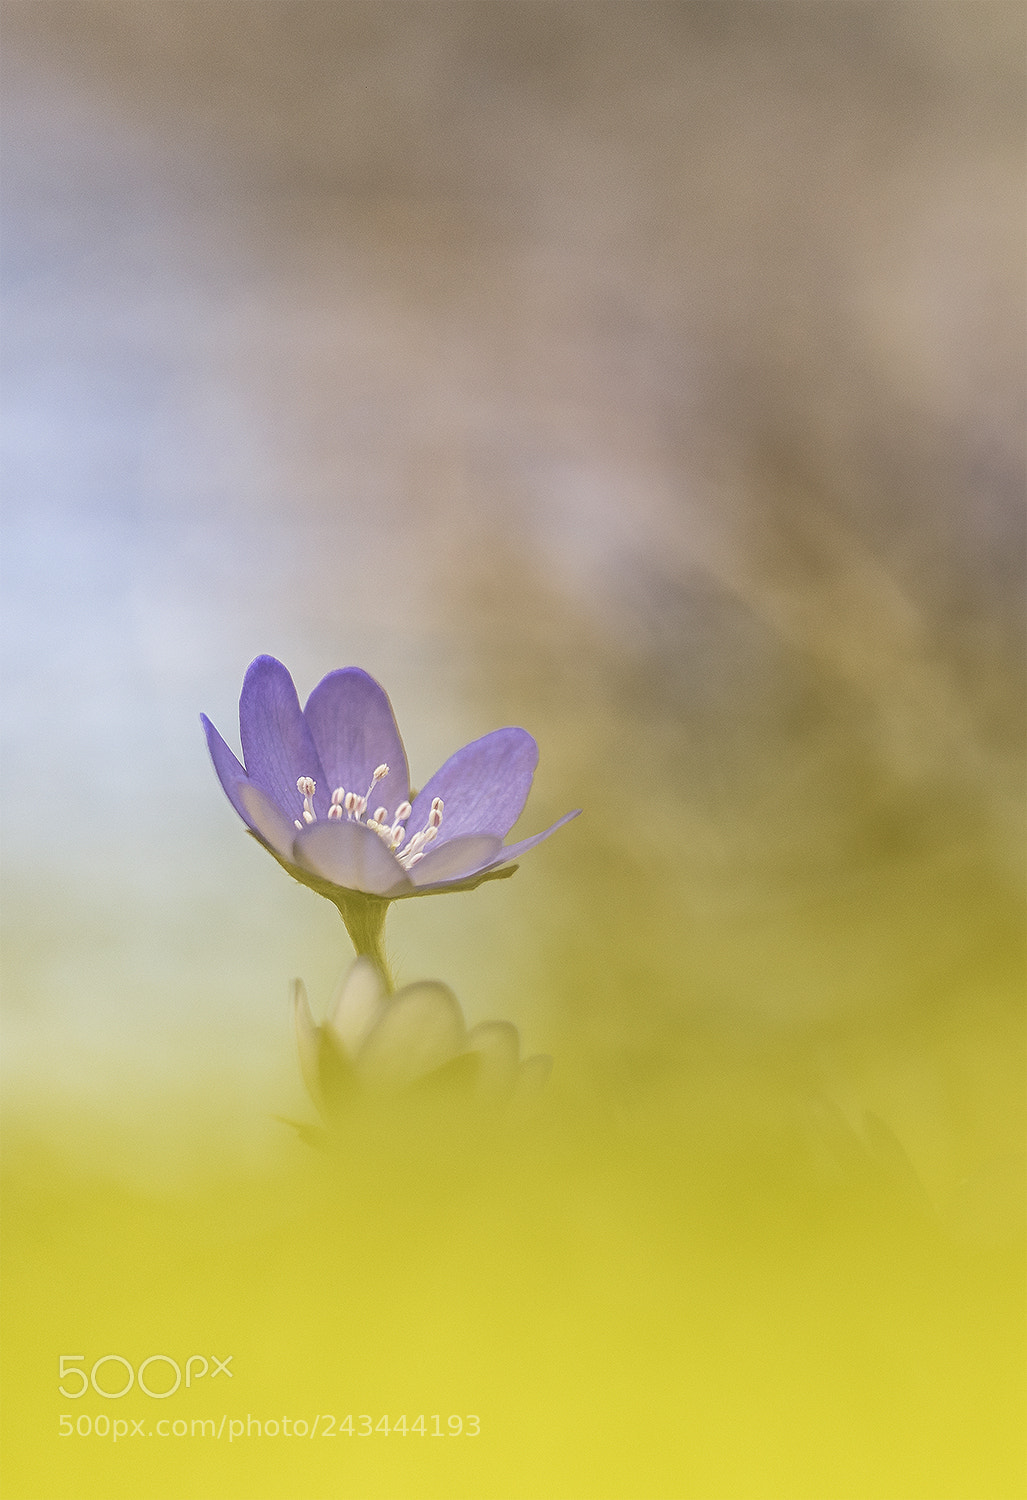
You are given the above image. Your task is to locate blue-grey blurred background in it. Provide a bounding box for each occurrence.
[2,3,1023,1201]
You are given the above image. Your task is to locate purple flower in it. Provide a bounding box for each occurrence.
[202,656,578,909]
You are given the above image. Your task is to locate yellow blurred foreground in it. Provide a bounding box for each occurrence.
[3,1074,1023,1500]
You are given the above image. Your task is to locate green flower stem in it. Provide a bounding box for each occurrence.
[332,893,393,992]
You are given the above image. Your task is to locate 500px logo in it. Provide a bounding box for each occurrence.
[58,1354,233,1400]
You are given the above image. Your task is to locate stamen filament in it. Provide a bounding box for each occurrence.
[396,797,444,868]
[296,775,317,823]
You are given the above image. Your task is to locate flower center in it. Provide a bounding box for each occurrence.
[293,768,443,869]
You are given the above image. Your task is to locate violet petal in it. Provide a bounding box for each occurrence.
[292,819,413,897]
[303,667,410,815]
[238,781,302,861]
[486,808,581,867]
[239,655,326,820]
[409,727,538,843]
[201,713,252,826]
[407,833,504,888]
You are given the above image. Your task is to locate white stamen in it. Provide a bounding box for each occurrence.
[291,771,459,870]
[296,774,317,823]
[396,799,444,868]
[356,763,389,812]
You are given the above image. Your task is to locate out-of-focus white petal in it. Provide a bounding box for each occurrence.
[291,978,323,1110]
[357,981,466,1091]
[326,956,387,1055]
[465,1020,521,1095]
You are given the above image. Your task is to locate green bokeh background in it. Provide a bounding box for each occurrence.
[2,5,1024,1496]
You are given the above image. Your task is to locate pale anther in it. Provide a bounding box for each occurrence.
[358,764,389,807]
[394,794,445,867]
[330,787,346,806]
[394,800,412,823]
[327,805,342,820]
[297,774,317,823]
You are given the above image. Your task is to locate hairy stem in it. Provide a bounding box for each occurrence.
[332,893,393,992]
